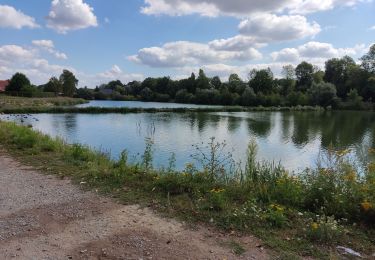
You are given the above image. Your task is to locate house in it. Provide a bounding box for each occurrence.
[0,80,9,92]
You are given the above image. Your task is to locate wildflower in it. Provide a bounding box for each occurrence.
[336,149,350,157]
[361,200,373,212]
[153,176,160,180]
[311,222,319,230]
[210,188,225,193]
[368,163,375,172]
[270,204,284,212]
[368,148,375,154]
[344,171,356,182]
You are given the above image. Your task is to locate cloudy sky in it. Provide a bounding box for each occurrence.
[0,0,374,87]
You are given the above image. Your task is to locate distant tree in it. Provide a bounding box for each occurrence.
[155,77,171,93]
[59,70,78,97]
[309,82,337,107]
[240,87,256,106]
[280,65,296,95]
[324,56,356,98]
[106,80,124,89]
[76,87,94,100]
[210,76,222,89]
[248,68,274,94]
[361,44,375,74]
[196,69,210,89]
[140,87,154,101]
[7,73,31,92]
[362,77,375,101]
[295,61,314,91]
[282,65,295,80]
[228,73,245,93]
[44,77,62,94]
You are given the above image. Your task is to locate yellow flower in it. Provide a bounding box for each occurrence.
[344,171,356,182]
[361,201,373,212]
[336,149,350,157]
[270,204,284,212]
[153,176,160,180]
[210,188,225,193]
[368,163,375,172]
[311,222,319,230]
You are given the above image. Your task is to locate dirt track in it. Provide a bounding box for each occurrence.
[0,153,269,260]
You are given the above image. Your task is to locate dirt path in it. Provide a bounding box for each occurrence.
[0,154,269,260]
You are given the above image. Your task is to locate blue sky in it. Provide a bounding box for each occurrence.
[0,0,374,87]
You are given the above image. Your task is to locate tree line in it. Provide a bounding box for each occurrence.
[4,44,375,109]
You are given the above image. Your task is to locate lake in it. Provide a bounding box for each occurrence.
[1,109,374,172]
[76,100,222,109]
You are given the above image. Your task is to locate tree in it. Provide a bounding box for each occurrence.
[59,70,78,97]
[210,76,222,89]
[7,73,31,92]
[282,65,295,80]
[280,65,296,96]
[196,69,210,89]
[248,68,274,94]
[44,77,62,94]
[295,61,314,91]
[324,56,356,98]
[309,82,337,107]
[361,44,375,74]
[228,73,245,94]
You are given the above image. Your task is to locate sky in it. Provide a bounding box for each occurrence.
[0,0,374,87]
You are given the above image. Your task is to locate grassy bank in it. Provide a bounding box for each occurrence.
[0,105,324,114]
[0,95,87,111]
[0,121,374,259]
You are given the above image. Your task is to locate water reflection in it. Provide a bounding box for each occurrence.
[1,111,374,171]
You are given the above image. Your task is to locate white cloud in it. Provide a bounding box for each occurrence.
[32,40,55,49]
[78,65,144,87]
[141,0,369,17]
[46,0,98,34]
[0,44,66,84]
[369,25,375,30]
[0,5,39,29]
[208,35,266,51]
[0,43,143,87]
[129,41,262,68]
[271,41,367,64]
[239,14,321,42]
[32,40,68,60]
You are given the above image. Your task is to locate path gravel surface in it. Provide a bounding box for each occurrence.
[0,153,269,259]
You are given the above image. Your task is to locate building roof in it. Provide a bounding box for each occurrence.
[0,80,9,92]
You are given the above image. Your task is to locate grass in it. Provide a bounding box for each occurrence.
[0,95,87,111]
[0,104,324,114]
[0,121,374,259]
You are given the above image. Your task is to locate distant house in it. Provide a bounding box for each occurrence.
[0,80,9,92]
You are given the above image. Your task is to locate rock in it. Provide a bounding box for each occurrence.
[337,246,362,258]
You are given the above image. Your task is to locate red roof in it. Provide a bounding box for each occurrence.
[0,80,9,92]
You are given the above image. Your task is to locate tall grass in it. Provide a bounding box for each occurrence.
[0,120,374,258]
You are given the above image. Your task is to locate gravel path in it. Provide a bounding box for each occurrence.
[0,153,269,260]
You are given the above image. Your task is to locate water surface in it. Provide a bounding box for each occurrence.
[1,111,374,172]
[77,100,222,109]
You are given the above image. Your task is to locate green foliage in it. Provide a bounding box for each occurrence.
[7,73,31,92]
[309,82,337,107]
[361,44,375,74]
[295,61,314,91]
[306,215,343,243]
[44,77,62,94]
[60,70,78,97]
[1,121,374,258]
[249,68,274,94]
